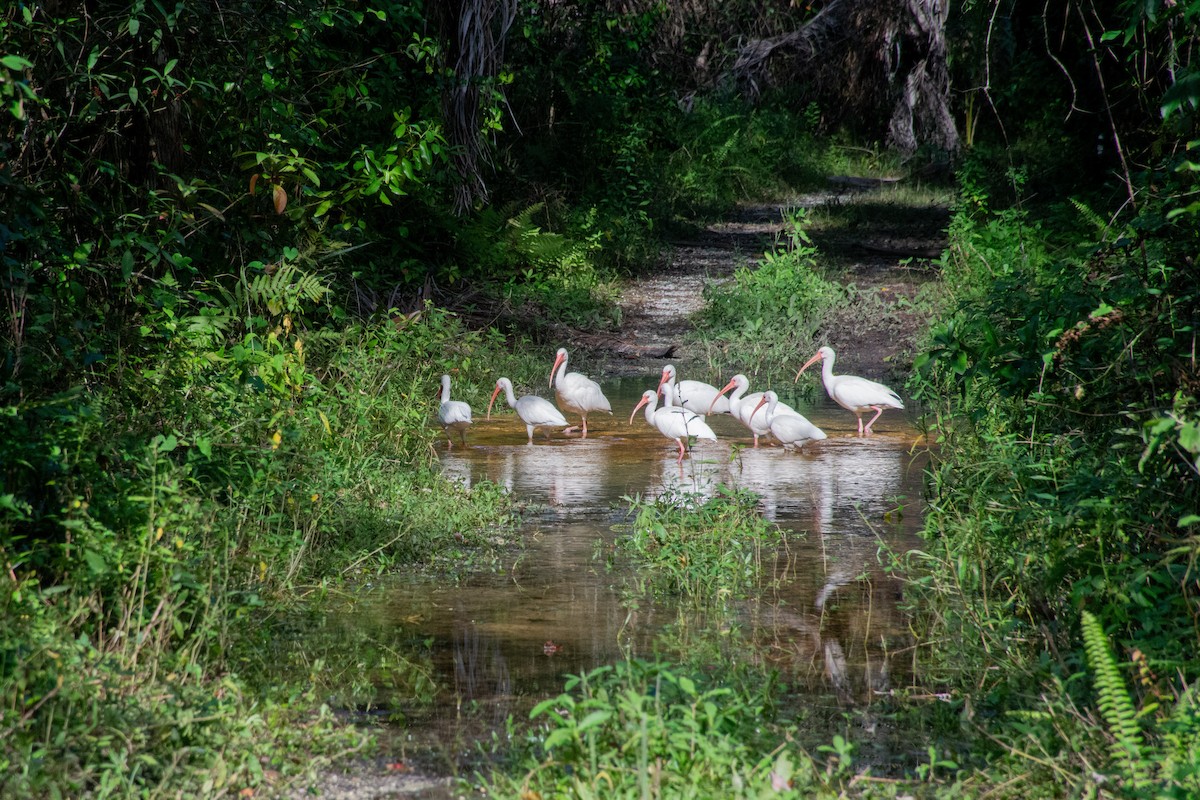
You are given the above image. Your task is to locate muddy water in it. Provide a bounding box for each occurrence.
[319,372,931,774]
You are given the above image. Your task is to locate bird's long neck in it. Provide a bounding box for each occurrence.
[441,376,452,404]
[644,395,659,424]
[822,355,837,394]
[503,381,518,407]
[553,354,569,389]
[728,379,747,414]
[763,393,778,420]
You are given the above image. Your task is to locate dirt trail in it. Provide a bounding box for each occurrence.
[587,183,948,385]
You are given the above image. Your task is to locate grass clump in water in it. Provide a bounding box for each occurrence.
[618,485,783,603]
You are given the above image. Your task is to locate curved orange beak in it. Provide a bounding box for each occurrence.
[487,383,501,419]
[751,394,770,421]
[629,394,651,425]
[794,351,823,382]
[707,378,737,415]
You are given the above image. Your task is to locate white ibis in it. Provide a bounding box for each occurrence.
[795,345,904,435]
[487,377,569,444]
[750,391,827,451]
[437,373,473,448]
[708,374,800,447]
[657,364,730,415]
[630,388,717,462]
[549,347,612,437]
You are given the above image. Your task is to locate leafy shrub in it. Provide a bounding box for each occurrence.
[698,210,845,381]
[618,485,782,602]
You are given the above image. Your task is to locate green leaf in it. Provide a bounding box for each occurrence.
[128,17,140,36]
[1178,422,1200,453]
[1,55,33,71]
[529,697,561,719]
[1162,71,1200,120]
[575,710,612,733]
[543,728,574,751]
[84,550,108,575]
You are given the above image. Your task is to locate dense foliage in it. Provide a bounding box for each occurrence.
[3,0,1199,796]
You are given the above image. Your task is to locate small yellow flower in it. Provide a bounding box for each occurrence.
[156,526,164,541]
[271,430,282,449]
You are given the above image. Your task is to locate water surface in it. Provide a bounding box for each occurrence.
[318,374,929,772]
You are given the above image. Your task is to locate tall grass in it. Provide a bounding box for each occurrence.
[903,158,1200,796]
[0,305,533,797]
[695,209,845,384]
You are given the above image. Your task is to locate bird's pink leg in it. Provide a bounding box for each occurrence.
[581,416,589,438]
[856,414,865,436]
[676,439,686,462]
[863,406,885,435]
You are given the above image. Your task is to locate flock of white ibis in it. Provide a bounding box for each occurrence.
[438,346,904,459]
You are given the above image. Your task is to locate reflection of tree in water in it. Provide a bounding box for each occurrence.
[753,526,912,708]
[452,624,513,724]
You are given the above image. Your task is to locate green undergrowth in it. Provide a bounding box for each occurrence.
[479,647,971,800]
[615,485,784,603]
[696,209,846,385]
[903,154,1200,796]
[0,302,532,797]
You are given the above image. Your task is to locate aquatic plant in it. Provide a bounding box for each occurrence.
[618,485,783,602]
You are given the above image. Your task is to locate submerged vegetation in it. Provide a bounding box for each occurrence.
[2,0,1199,797]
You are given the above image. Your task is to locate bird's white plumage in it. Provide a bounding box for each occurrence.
[658,364,730,415]
[796,346,903,435]
[631,389,717,461]
[550,347,612,437]
[437,373,473,448]
[488,377,569,443]
[711,374,800,447]
[751,390,827,450]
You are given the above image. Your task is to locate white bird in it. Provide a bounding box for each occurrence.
[795,345,904,435]
[630,388,717,462]
[437,373,473,448]
[487,377,569,444]
[657,364,730,415]
[708,374,800,447]
[549,347,612,437]
[750,391,827,451]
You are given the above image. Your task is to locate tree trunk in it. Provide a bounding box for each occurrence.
[726,0,959,155]
[433,0,518,213]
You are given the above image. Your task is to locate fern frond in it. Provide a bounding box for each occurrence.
[1081,610,1150,788]
[1069,197,1109,238]
[246,261,329,315]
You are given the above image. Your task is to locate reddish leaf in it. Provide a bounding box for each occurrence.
[249,173,259,195]
[272,184,287,214]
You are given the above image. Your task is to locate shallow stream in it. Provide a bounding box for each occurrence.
[304,373,930,779]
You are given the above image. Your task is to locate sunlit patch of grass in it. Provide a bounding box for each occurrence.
[691,209,846,384]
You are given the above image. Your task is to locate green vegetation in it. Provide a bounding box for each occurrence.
[618,486,783,602]
[4,0,1199,796]
[698,209,846,382]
